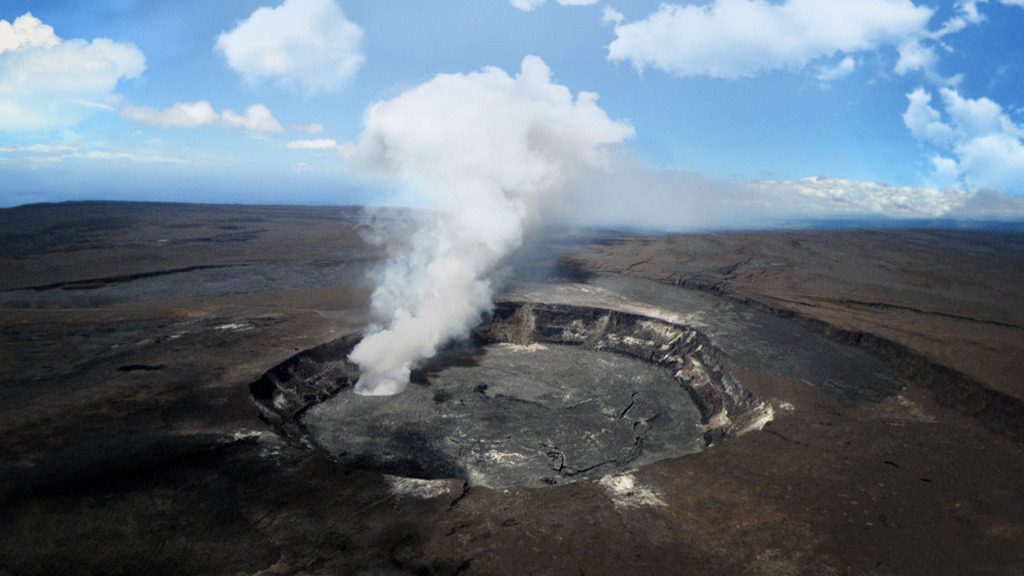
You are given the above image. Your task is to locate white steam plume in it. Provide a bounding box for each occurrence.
[343,55,633,395]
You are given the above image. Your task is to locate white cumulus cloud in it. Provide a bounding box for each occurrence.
[119,101,284,133]
[895,0,994,80]
[903,86,1024,192]
[606,0,933,78]
[216,0,364,95]
[0,141,188,167]
[0,12,59,51]
[343,55,633,395]
[0,13,145,131]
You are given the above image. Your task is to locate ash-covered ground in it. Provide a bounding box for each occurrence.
[1,202,1023,575]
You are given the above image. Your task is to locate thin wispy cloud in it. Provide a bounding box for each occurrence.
[119,101,284,134]
[509,0,598,11]
[287,138,339,151]
[904,87,1024,191]
[817,56,857,82]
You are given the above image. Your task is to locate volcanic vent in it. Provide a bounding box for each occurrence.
[250,301,772,488]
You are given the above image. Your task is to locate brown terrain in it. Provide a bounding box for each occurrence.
[1,202,1022,575]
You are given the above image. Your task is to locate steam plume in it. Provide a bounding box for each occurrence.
[343,55,633,395]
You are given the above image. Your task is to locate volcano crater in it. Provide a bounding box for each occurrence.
[250,301,772,488]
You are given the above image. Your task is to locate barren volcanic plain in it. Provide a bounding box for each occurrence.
[2,202,1023,575]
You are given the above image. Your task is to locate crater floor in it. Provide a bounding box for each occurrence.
[305,343,704,488]
[255,299,771,488]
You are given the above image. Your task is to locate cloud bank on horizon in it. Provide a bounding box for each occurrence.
[2,0,1024,224]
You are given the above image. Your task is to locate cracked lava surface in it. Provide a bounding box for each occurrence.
[3,203,1024,576]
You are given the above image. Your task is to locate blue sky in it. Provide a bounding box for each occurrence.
[3,0,1024,224]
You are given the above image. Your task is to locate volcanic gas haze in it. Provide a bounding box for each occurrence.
[342,55,634,395]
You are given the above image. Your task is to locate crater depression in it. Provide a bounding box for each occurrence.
[250,300,772,488]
